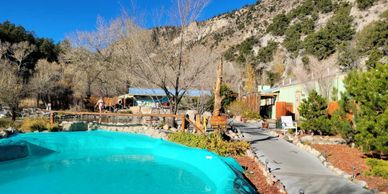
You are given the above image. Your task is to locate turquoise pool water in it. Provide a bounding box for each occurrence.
[0,131,256,194]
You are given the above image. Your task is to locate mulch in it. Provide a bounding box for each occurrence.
[234,156,283,194]
[311,144,388,193]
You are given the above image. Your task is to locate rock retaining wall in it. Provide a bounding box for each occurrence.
[60,121,170,139]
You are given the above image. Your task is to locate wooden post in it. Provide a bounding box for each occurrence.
[213,58,224,117]
[181,114,185,132]
[50,111,54,126]
[195,114,202,133]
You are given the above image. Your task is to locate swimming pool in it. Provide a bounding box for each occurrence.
[0,131,256,194]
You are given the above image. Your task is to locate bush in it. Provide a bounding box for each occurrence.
[206,84,237,113]
[0,118,13,128]
[337,43,359,71]
[365,158,388,178]
[330,110,354,143]
[299,90,333,135]
[283,24,302,53]
[304,5,354,59]
[365,49,384,69]
[304,30,336,59]
[266,13,290,36]
[344,63,388,155]
[168,132,250,156]
[227,100,251,117]
[287,0,314,19]
[356,0,377,10]
[356,21,387,54]
[256,40,278,63]
[226,100,260,120]
[243,111,260,120]
[315,0,333,13]
[20,118,59,132]
[302,56,310,66]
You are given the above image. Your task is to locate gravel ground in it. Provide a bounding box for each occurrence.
[235,156,283,194]
[311,144,388,193]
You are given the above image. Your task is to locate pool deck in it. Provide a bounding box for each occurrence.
[232,122,372,194]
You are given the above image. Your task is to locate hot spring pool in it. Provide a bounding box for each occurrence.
[0,131,256,194]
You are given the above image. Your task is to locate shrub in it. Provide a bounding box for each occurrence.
[227,100,251,117]
[315,0,333,13]
[243,111,260,120]
[356,21,387,54]
[168,132,250,156]
[206,84,237,113]
[287,0,314,19]
[365,158,388,178]
[239,37,258,55]
[304,5,354,59]
[330,110,354,143]
[256,41,278,63]
[356,0,377,10]
[365,49,384,69]
[20,118,59,132]
[344,63,388,155]
[299,90,333,135]
[283,24,302,53]
[266,13,290,36]
[302,56,310,66]
[304,30,336,59]
[223,47,236,61]
[0,118,13,128]
[337,43,359,71]
[300,18,315,34]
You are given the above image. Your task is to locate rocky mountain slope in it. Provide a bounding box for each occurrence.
[174,0,387,89]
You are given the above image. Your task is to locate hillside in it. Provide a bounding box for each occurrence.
[174,0,388,89]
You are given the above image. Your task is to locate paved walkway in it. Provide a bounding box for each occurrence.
[232,122,372,194]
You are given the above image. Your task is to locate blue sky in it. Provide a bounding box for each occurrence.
[0,0,256,42]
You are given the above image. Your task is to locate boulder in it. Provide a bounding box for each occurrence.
[185,110,198,121]
[163,124,170,130]
[0,130,7,138]
[62,121,88,131]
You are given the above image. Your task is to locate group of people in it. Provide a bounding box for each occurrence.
[95,97,124,113]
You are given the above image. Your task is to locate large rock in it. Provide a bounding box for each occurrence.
[61,121,88,132]
[185,110,198,121]
[0,128,18,139]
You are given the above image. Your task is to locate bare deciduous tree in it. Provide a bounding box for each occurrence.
[29,59,62,107]
[64,18,127,99]
[0,62,24,120]
[117,0,213,117]
[10,41,36,71]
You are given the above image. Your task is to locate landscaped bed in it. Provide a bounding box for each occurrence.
[311,144,388,192]
[234,156,282,194]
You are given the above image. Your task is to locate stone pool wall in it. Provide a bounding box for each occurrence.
[60,121,170,139]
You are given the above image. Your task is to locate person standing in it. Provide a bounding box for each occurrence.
[96,98,104,113]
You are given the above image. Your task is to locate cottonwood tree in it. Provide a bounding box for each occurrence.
[117,0,213,116]
[64,18,126,99]
[29,59,62,107]
[10,41,36,72]
[0,41,23,120]
[0,62,24,121]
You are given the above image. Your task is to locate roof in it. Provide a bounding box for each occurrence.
[127,88,211,97]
